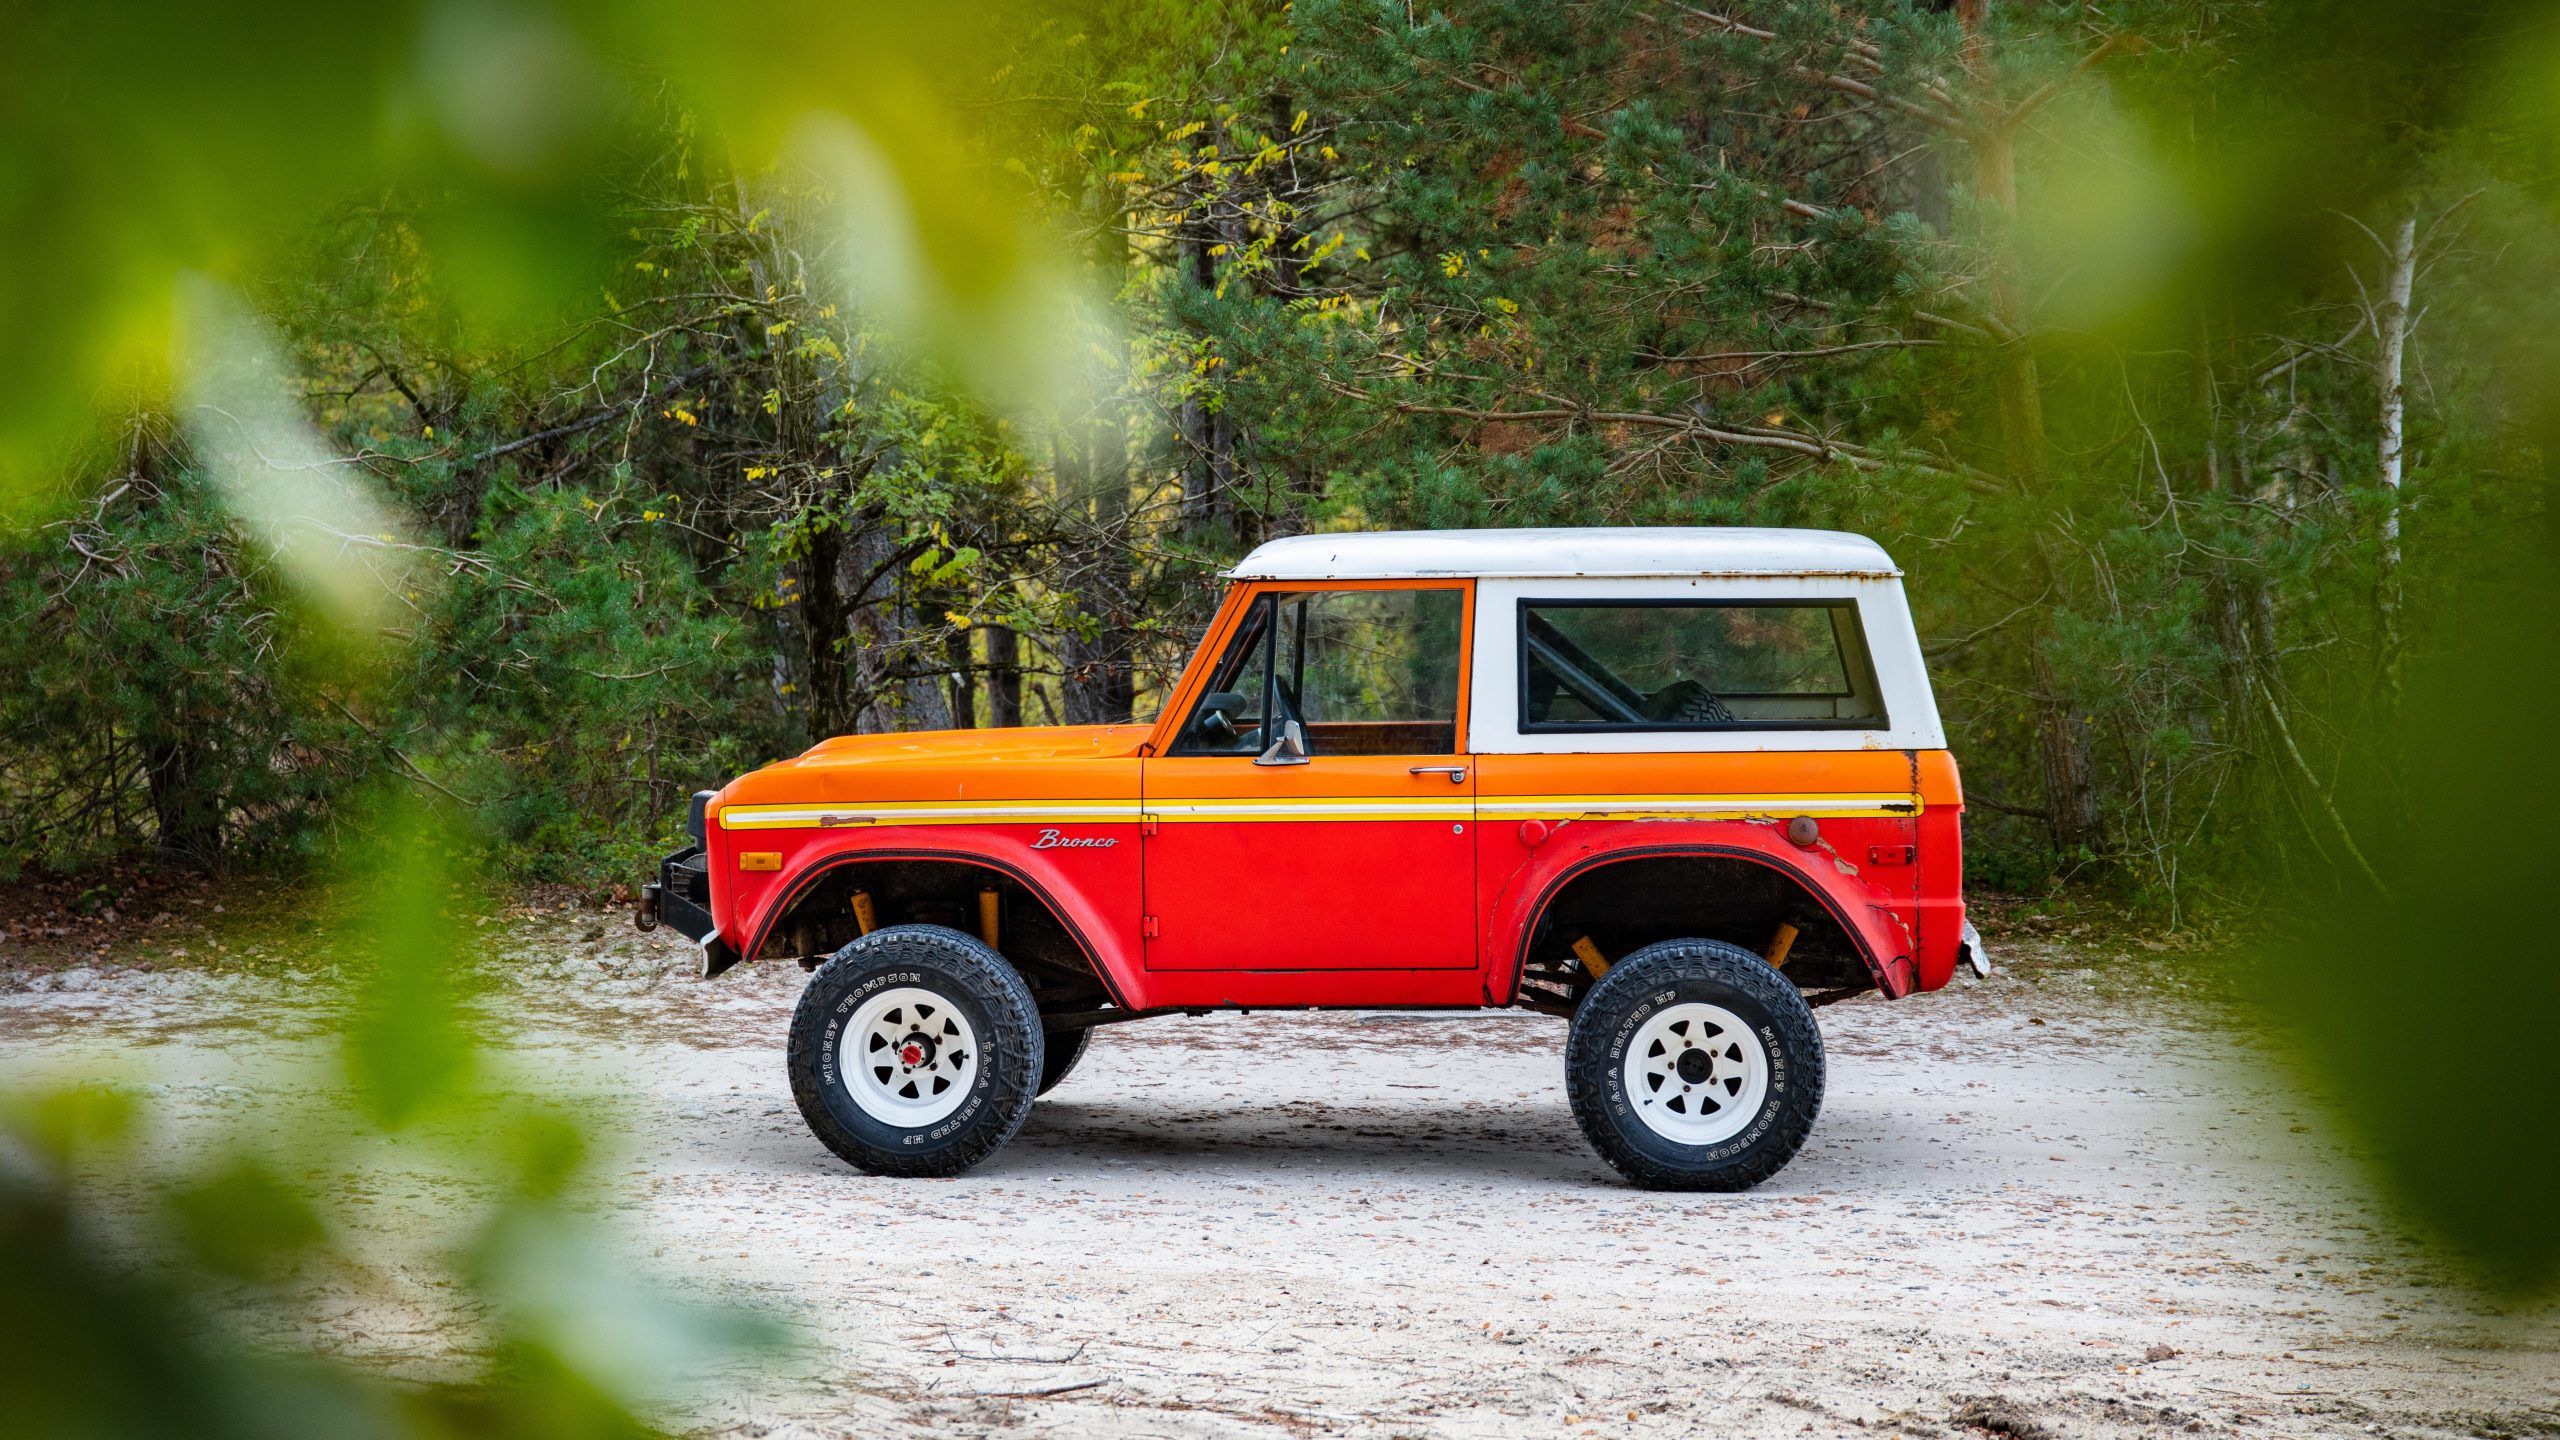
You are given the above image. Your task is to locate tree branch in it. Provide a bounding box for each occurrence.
[459,362,720,468]
[1648,337,1946,369]
[1324,381,2003,492]
[1668,3,1970,134]
[1996,34,2136,134]
[2255,678,2391,896]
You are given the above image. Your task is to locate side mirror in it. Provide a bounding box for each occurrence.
[1253,719,1310,767]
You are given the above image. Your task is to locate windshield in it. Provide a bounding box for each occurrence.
[1172,587,1464,756]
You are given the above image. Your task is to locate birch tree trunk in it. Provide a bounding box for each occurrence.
[2374,210,2416,707]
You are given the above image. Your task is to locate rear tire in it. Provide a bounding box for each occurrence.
[787,924,1043,1178]
[1035,1026,1091,1097]
[1565,938,1825,1191]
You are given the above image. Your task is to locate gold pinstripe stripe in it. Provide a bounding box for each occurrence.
[720,802,1138,830]
[718,793,1920,830]
[1479,794,1920,820]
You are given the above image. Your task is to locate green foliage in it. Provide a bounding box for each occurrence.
[413,485,773,879]
[0,794,780,1438]
[0,100,1074,878]
[0,0,2555,1310]
[0,465,366,870]
[0,1,1071,500]
[2,0,2549,912]
[336,798,482,1127]
[2266,525,2560,1294]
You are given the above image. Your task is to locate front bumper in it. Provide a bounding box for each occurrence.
[641,845,715,941]
[637,844,742,977]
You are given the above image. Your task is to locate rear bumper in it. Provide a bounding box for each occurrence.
[1958,919,1993,978]
[637,845,742,977]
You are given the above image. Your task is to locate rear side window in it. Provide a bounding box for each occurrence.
[1518,600,1886,732]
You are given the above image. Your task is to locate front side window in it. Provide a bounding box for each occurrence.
[1172,587,1464,756]
[1519,600,1886,731]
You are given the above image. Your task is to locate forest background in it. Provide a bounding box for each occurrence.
[8,0,2551,923]
[4,7,2559,1433]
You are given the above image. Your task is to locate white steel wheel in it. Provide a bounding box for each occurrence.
[840,986,978,1126]
[1622,1001,1769,1146]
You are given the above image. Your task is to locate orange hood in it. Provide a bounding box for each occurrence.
[718,725,1150,810]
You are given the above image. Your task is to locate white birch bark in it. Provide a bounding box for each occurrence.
[2375,211,2416,702]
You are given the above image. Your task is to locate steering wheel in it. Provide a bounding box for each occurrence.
[1197,697,1238,746]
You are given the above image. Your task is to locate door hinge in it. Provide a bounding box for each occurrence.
[1142,915,1161,939]
[1141,812,1159,837]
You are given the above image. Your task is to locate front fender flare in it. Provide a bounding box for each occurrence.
[722,836,1137,1007]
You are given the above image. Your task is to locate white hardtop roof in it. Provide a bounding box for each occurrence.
[1226,527,1899,581]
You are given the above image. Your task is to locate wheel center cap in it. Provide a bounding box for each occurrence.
[898,1036,933,1068]
[1675,1049,1714,1084]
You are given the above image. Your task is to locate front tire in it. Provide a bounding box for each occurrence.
[1565,938,1826,1191]
[787,925,1043,1178]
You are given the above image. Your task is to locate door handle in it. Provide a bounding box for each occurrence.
[1409,765,1468,784]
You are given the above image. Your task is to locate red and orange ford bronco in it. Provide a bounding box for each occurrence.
[640,528,1983,1190]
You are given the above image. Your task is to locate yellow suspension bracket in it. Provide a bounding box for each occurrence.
[850,890,878,936]
[1764,922,1800,969]
[1571,934,1611,978]
[978,889,1002,950]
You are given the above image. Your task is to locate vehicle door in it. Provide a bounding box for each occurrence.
[1141,581,1477,971]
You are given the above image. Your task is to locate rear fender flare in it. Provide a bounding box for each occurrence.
[1491,830,1913,1002]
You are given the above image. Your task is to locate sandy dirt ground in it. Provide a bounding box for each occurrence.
[4,912,2556,1439]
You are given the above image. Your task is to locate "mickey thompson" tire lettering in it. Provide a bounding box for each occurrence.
[788,930,1041,1179]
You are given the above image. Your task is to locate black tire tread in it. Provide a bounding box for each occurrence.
[786,924,1043,1178]
[1564,938,1827,1192]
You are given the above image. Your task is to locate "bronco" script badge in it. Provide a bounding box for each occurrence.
[1031,828,1117,850]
